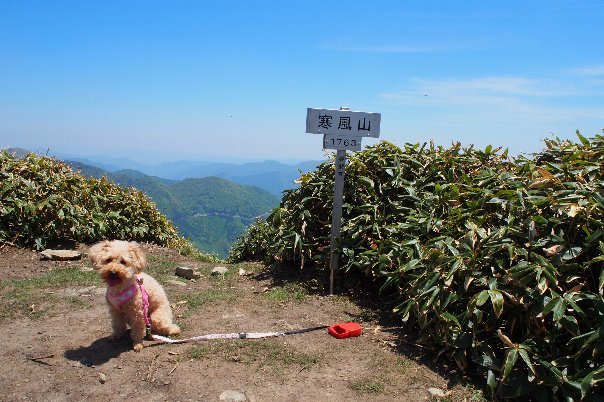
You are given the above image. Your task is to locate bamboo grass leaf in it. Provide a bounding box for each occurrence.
[502,348,519,380]
[488,290,504,317]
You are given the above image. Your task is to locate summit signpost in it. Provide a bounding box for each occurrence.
[306,107,381,294]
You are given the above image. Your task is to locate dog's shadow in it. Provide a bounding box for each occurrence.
[64,334,132,366]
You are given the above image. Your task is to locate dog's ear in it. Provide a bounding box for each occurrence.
[128,242,147,273]
[89,240,110,270]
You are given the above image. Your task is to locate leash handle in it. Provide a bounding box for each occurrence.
[328,322,362,339]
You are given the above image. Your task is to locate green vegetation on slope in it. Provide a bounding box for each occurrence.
[0,151,214,261]
[109,174,279,258]
[231,133,604,400]
[168,176,277,219]
[63,162,280,258]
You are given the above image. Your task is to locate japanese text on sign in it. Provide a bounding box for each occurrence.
[306,108,381,138]
[335,154,347,177]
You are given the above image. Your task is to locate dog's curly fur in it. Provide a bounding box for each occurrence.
[89,240,180,351]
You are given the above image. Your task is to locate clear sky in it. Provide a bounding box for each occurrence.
[1,0,603,163]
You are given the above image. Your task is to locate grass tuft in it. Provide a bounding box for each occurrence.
[0,266,99,321]
[264,283,307,302]
[189,339,320,372]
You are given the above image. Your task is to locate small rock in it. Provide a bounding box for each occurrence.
[98,373,106,384]
[221,312,244,319]
[167,280,188,287]
[41,249,82,261]
[427,387,445,397]
[79,286,98,294]
[175,266,200,280]
[219,390,247,402]
[238,268,246,276]
[80,266,94,272]
[62,289,80,297]
[212,266,228,275]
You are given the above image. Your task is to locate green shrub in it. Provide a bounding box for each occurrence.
[229,218,277,263]
[0,151,214,262]
[231,133,604,400]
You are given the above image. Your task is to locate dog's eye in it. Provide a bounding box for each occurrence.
[119,257,127,265]
[103,257,112,264]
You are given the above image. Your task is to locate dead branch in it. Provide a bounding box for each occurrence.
[169,362,178,375]
[146,352,160,381]
[26,353,55,366]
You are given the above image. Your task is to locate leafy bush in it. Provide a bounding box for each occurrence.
[0,151,216,261]
[228,218,274,263]
[230,133,604,400]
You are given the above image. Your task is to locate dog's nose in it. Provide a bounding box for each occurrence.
[108,271,119,279]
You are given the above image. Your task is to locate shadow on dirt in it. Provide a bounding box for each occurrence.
[64,335,131,366]
[256,263,488,396]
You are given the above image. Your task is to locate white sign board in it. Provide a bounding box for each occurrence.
[306,108,381,138]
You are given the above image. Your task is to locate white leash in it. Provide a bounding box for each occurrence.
[151,325,330,344]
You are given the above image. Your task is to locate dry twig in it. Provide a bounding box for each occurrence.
[169,362,179,375]
[26,353,55,366]
[146,353,160,381]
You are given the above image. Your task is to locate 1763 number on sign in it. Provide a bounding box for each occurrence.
[323,135,362,151]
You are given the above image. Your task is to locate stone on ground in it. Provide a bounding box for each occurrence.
[41,249,82,261]
[219,390,246,401]
[212,266,229,275]
[175,266,200,279]
[428,387,445,397]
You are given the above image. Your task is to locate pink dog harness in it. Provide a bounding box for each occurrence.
[106,275,152,338]
[106,284,138,309]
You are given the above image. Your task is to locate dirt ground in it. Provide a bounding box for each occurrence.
[0,243,485,402]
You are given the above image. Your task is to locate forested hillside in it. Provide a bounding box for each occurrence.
[65,162,279,258]
[162,176,278,257]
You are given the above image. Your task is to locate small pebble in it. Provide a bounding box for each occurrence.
[427,387,445,397]
[219,390,246,402]
[212,266,229,275]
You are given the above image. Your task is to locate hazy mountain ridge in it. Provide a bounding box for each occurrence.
[60,153,323,195]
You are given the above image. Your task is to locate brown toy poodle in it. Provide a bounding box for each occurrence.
[89,240,180,351]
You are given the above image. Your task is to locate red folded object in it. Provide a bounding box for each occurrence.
[328,322,362,339]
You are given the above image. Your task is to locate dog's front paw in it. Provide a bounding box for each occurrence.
[133,342,143,352]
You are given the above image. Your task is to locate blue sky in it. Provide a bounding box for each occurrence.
[1,0,603,163]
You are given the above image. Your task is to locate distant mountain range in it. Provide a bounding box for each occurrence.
[64,155,322,196]
[3,147,289,258]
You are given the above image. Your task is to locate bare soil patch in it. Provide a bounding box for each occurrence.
[0,243,484,401]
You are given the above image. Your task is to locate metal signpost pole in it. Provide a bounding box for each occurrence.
[329,149,347,295]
